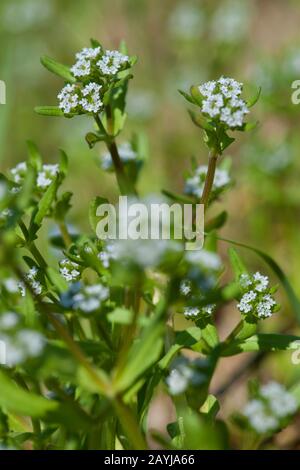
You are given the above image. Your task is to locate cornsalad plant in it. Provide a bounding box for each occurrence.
[1,39,300,450]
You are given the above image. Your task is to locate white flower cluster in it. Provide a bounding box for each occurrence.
[183,304,215,320]
[237,272,278,319]
[199,77,249,128]
[110,238,181,269]
[10,162,27,185]
[58,45,129,115]
[98,243,118,269]
[0,312,20,330]
[185,165,230,198]
[97,50,129,76]
[2,278,19,294]
[37,164,59,189]
[59,259,81,282]
[101,142,138,171]
[242,382,298,434]
[0,208,13,224]
[9,161,60,192]
[18,267,42,297]
[166,357,207,395]
[185,249,221,271]
[180,279,216,321]
[72,284,109,313]
[58,82,103,114]
[0,329,45,366]
[71,46,101,77]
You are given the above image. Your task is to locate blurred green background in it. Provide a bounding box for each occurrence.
[2,0,300,435]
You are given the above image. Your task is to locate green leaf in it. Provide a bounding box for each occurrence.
[159,327,202,370]
[175,409,228,450]
[0,370,92,431]
[26,141,42,171]
[34,106,65,117]
[247,87,261,108]
[239,121,259,132]
[85,132,105,149]
[200,394,220,421]
[59,149,68,177]
[220,131,235,151]
[228,247,248,281]
[113,109,127,136]
[33,177,59,227]
[114,320,164,392]
[40,55,75,83]
[178,89,195,105]
[188,110,214,131]
[90,38,102,48]
[161,189,195,204]
[54,191,72,221]
[190,85,203,106]
[46,267,68,293]
[196,321,219,349]
[107,308,134,325]
[89,196,109,233]
[221,334,300,356]
[205,211,228,232]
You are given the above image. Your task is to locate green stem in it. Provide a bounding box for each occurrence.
[94,115,136,195]
[58,220,72,247]
[113,396,147,450]
[200,150,219,208]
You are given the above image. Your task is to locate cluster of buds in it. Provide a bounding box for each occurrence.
[9,161,59,193]
[60,282,109,313]
[242,382,298,434]
[185,164,230,199]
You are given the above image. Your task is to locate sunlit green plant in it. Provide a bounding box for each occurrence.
[0,39,300,451]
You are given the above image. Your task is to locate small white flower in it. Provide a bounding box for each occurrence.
[242,382,298,434]
[37,164,59,189]
[59,259,81,282]
[75,46,101,61]
[0,312,19,329]
[243,399,278,434]
[237,290,257,314]
[71,58,91,77]
[256,294,276,319]
[199,80,217,97]
[240,273,253,288]
[261,382,298,418]
[186,249,221,270]
[18,281,26,297]
[183,306,200,319]
[10,162,27,185]
[166,369,189,395]
[80,82,103,113]
[3,278,19,293]
[58,84,79,114]
[180,279,192,296]
[101,142,137,171]
[17,330,45,357]
[97,50,129,76]
[0,329,45,366]
[19,267,42,297]
[199,76,249,129]
[73,283,109,313]
[185,165,230,198]
[253,272,269,292]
